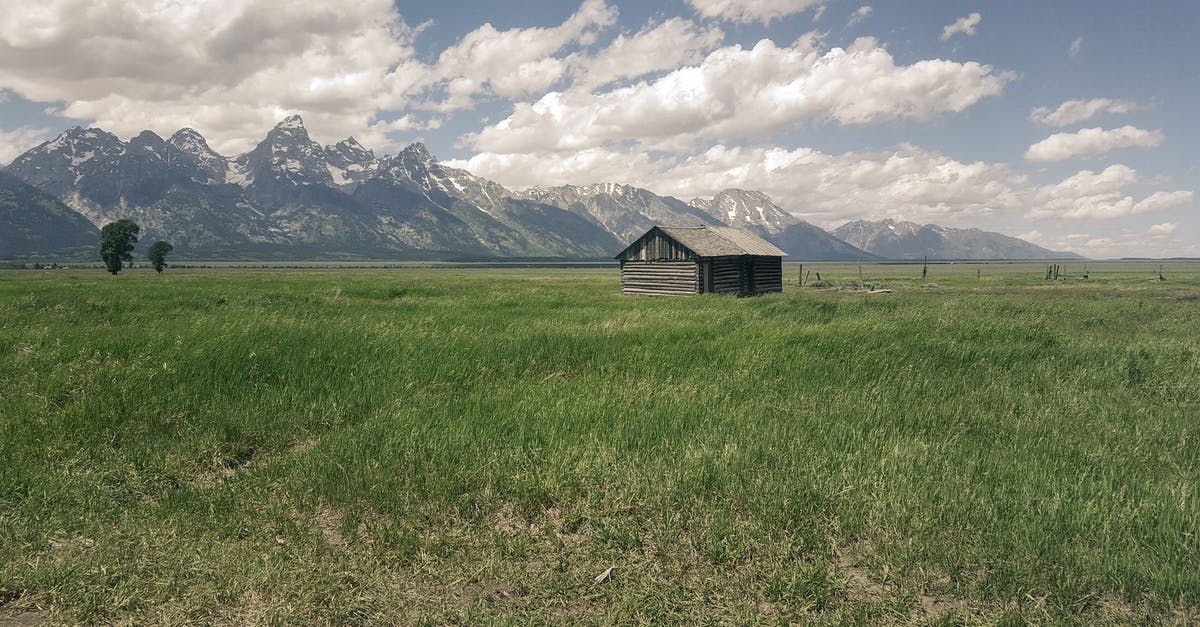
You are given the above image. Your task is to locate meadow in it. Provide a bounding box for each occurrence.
[1,262,1198,624]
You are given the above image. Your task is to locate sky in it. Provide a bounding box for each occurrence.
[0,0,1196,258]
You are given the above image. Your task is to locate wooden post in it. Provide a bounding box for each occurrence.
[922,256,928,279]
[858,264,864,291]
[1159,264,1165,281]
[798,263,803,287]
[977,268,981,281]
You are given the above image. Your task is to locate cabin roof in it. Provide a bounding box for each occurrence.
[646,225,786,257]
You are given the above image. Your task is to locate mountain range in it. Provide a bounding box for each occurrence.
[1,116,1078,261]
[833,219,1082,260]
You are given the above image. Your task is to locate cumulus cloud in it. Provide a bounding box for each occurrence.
[1030,98,1138,126]
[569,18,724,89]
[1032,228,1198,259]
[941,13,981,41]
[0,0,619,154]
[1149,222,1177,235]
[0,126,54,166]
[414,0,617,110]
[467,36,1012,154]
[0,0,420,154]
[1068,36,1084,58]
[686,0,827,24]
[1030,165,1192,219]
[1025,126,1163,162]
[847,6,873,27]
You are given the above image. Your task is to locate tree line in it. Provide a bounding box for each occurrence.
[99,219,172,275]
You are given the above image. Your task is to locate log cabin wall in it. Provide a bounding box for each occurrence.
[710,256,743,294]
[619,260,700,295]
[750,256,783,294]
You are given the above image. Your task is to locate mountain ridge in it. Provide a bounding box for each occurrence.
[2,118,1082,261]
[833,218,1084,260]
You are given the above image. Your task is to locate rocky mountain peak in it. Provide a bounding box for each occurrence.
[263,115,317,147]
[161,128,227,184]
[39,126,124,154]
[128,130,167,155]
[6,126,127,195]
[238,116,330,187]
[169,128,212,153]
[693,188,798,235]
[399,142,435,167]
[325,137,376,170]
[276,115,305,130]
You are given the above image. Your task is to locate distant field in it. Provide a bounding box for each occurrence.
[2,263,1198,624]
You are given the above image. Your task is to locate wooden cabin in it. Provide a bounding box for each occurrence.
[615,225,786,296]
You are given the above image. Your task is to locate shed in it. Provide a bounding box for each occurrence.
[615,225,786,296]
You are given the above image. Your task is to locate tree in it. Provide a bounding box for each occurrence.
[147,240,173,273]
[99,219,139,275]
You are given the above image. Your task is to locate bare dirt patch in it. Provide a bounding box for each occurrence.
[836,543,970,622]
[0,611,45,626]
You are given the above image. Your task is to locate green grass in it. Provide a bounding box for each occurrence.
[1,263,1198,624]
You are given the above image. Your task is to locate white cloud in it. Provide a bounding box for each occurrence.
[1025,126,1163,162]
[1034,229,1198,259]
[467,36,1012,154]
[1030,98,1138,126]
[847,6,873,27]
[1069,36,1084,58]
[685,0,827,24]
[1030,164,1193,219]
[0,0,419,154]
[569,18,724,90]
[1149,222,1177,235]
[414,0,617,110]
[0,126,54,166]
[0,0,620,155]
[941,13,981,41]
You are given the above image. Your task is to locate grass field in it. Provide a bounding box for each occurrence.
[1,262,1198,624]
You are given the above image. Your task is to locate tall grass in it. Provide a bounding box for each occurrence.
[1,264,1198,624]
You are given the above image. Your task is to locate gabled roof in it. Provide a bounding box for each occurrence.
[654,225,786,257]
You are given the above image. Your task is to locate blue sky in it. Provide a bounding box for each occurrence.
[0,0,1195,257]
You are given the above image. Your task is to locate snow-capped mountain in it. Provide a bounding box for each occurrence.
[323,137,378,186]
[685,189,875,260]
[169,128,228,184]
[1,116,1083,261]
[6,123,288,252]
[833,219,1083,260]
[522,183,719,244]
[3,116,621,258]
[523,184,875,260]
[237,114,334,190]
[689,189,797,235]
[6,126,127,203]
